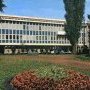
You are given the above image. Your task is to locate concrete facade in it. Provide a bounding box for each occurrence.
[0,14,89,54]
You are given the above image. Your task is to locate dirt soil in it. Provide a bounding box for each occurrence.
[4,54,90,71]
[26,55,90,71]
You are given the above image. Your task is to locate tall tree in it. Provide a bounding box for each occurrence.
[0,0,5,12]
[63,0,85,54]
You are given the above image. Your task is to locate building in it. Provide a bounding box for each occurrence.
[0,14,89,54]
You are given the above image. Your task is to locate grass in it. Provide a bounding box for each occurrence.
[76,54,90,61]
[0,55,90,90]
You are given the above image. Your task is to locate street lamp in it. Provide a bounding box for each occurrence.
[88,15,90,55]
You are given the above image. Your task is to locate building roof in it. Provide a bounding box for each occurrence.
[0,14,65,24]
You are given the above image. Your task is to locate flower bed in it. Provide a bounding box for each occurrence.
[11,70,90,90]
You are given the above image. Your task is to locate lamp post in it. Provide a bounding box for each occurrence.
[88,15,90,55]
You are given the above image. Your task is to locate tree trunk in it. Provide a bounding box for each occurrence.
[72,43,77,54]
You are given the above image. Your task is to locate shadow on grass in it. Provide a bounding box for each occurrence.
[4,77,15,90]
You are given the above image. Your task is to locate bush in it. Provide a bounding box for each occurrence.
[11,70,90,90]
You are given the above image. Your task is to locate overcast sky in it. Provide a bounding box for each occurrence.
[1,0,90,20]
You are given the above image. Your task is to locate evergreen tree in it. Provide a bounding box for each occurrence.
[63,0,85,54]
[0,0,5,12]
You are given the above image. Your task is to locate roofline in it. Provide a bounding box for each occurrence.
[0,14,65,22]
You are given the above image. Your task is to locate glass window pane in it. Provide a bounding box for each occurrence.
[13,30,16,34]
[2,29,5,34]
[6,35,8,39]
[10,35,12,39]
[24,30,26,35]
[10,30,12,34]
[33,31,35,35]
[0,29,1,34]
[20,30,22,34]
[23,25,25,30]
[17,30,19,34]
[27,31,29,35]
[30,31,32,35]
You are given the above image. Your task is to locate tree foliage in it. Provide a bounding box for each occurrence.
[63,0,85,54]
[0,0,5,12]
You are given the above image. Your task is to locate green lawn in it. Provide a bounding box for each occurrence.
[76,54,90,61]
[0,55,90,90]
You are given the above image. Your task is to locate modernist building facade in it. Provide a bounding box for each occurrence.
[0,14,89,54]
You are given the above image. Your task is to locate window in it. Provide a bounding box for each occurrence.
[17,30,19,34]
[33,41,35,43]
[23,30,26,35]
[42,36,44,40]
[2,40,5,43]
[27,30,29,35]
[39,36,41,40]
[30,40,32,43]
[17,40,19,43]
[48,32,50,35]
[39,26,41,30]
[42,31,44,35]
[24,40,26,43]
[39,31,41,35]
[36,31,38,35]
[2,29,5,34]
[20,36,22,40]
[20,30,22,34]
[6,29,8,34]
[36,36,38,40]
[17,35,19,40]
[13,35,15,39]
[2,35,5,39]
[30,31,32,35]
[13,30,16,34]
[9,21,12,24]
[45,31,47,35]
[20,22,22,24]
[10,30,12,34]
[51,36,53,40]
[6,40,8,43]
[27,40,29,43]
[20,40,22,43]
[33,31,35,35]
[10,35,12,39]
[51,32,53,35]
[13,40,16,43]
[10,40,12,43]
[45,36,47,40]
[23,25,25,30]
[6,35,8,39]
[27,25,29,30]
[0,29,1,34]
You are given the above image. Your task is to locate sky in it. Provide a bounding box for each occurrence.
[1,0,90,20]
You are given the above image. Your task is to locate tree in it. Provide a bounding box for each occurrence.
[0,0,5,12]
[63,0,85,54]
[88,15,90,55]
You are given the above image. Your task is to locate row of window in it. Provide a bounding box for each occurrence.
[0,35,69,41]
[0,29,56,35]
[0,40,70,44]
[0,20,64,27]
